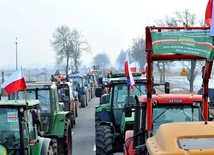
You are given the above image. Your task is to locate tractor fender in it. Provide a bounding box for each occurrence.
[0,145,7,155]
[124,130,134,155]
[50,112,69,136]
[41,138,52,154]
[97,121,116,136]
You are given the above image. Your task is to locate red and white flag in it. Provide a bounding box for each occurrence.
[1,67,26,95]
[142,63,148,74]
[124,52,135,90]
[205,0,214,36]
[68,70,72,76]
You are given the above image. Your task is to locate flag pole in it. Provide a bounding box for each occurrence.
[24,88,29,123]
[24,89,28,110]
[127,77,131,105]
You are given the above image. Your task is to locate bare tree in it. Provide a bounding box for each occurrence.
[50,25,73,80]
[155,9,201,92]
[71,29,91,72]
[115,50,127,71]
[50,25,91,79]
[129,37,146,70]
[93,53,111,69]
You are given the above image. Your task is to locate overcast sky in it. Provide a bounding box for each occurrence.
[0,0,207,70]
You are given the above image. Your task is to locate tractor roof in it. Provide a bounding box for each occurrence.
[25,82,56,89]
[139,94,203,104]
[110,72,142,78]
[107,72,146,84]
[0,99,40,106]
[146,121,214,154]
[70,73,85,78]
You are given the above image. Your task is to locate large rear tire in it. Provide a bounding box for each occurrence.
[91,85,95,98]
[75,100,79,117]
[47,144,54,155]
[64,119,72,155]
[81,94,86,108]
[96,125,113,155]
[51,139,58,155]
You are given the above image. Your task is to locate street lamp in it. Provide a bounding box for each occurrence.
[15,37,18,71]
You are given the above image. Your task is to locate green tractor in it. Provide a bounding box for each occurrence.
[95,72,148,154]
[87,72,97,99]
[0,99,57,155]
[9,82,72,155]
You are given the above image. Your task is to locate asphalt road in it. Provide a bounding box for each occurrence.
[72,96,123,155]
[72,96,98,155]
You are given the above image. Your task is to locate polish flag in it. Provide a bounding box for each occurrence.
[142,63,148,74]
[68,70,72,76]
[1,67,26,95]
[124,52,135,90]
[205,0,214,36]
[205,0,212,27]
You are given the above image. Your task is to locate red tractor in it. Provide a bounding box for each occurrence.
[124,26,213,155]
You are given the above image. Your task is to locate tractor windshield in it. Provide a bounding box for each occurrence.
[72,77,82,90]
[58,86,70,101]
[0,108,20,152]
[112,83,147,127]
[152,105,201,135]
[113,83,147,108]
[15,90,51,113]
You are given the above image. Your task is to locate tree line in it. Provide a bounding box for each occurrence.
[50,8,206,92]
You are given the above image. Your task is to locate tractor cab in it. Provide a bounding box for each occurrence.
[70,73,90,107]
[0,100,56,155]
[95,71,148,153]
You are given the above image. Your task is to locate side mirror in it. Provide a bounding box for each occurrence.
[95,87,102,97]
[124,105,132,117]
[165,82,170,94]
[98,77,103,86]
[31,109,41,125]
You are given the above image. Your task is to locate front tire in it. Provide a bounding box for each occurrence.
[64,119,72,155]
[81,94,86,108]
[96,125,113,155]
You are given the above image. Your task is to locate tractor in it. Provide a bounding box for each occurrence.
[0,99,57,155]
[9,82,72,155]
[95,72,149,154]
[57,81,79,128]
[70,73,90,108]
[87,72,97,98]
[123,26,214,155]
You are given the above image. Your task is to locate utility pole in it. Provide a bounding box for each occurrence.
[16,37,18,71]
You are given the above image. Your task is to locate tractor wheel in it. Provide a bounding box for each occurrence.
[81,94,86,108]
[91,86,95,98]
[41,138,56,155]
[87,91,91,103]
[64,119,72,155]
[96,125,113,155]
[52,139,58,155]
[95,114,101,126]
[47,144,54,155]
[75,100,79,117]
[86,94,89,106]
[70,114,75,128]
[88,90,91,102]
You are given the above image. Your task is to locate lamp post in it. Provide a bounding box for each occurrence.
[15,37,18,71]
